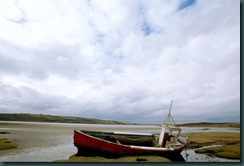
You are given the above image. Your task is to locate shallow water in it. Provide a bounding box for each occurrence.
[0,121,240,162]
[182,148,240,162]
[0,140,76,162]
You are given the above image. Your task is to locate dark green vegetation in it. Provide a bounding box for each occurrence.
[0,113,127,124]
[185,132,240,159]
[55,155,171,162]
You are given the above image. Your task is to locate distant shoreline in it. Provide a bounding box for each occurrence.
[0,113,240,127]
[176,122,240,128]
[0,120,240,128]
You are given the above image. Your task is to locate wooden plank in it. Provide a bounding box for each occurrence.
[158,127,165,146]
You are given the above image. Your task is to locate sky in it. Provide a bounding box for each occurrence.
[0,0,240,124]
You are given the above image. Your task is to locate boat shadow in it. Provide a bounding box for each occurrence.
[164,153,185,162]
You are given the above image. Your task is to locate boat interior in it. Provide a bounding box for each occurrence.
[80,130,181,148]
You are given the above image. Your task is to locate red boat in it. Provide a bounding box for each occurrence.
[74,100,188,158]
[74,128,187,158]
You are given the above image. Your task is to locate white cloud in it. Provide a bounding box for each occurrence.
[0,0,240,123]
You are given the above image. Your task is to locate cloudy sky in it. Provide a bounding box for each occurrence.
[0,0,240,124]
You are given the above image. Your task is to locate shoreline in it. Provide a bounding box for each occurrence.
[177,122,240,128]
[0,120,240,127]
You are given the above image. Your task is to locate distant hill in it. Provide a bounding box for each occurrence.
[0,113,129,125]
[0,114,239,127]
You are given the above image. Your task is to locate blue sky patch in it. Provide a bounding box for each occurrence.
[141,21,153,36]
[139,5,153,36]
[178,0,196,10]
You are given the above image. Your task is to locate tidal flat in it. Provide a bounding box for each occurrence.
[184,132,240,160]
[0,121,240,162]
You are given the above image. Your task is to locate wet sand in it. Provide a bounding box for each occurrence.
[0,122,77,161]
[0,121,161,162]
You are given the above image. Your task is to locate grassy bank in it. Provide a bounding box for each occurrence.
[0,131,18,150]
[0,138,18,150]
[195,143,240,159]
[185,132,240,159]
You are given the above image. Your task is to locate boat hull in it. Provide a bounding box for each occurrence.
[74,130,186,158]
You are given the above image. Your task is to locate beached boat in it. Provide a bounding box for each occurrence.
[73,100,188,158]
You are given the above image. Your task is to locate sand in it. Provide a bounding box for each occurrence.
[0,122,78,161]
[0,121,161,162]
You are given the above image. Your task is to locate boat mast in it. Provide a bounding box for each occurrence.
[163,99,176,127]
[158,99,175,146]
